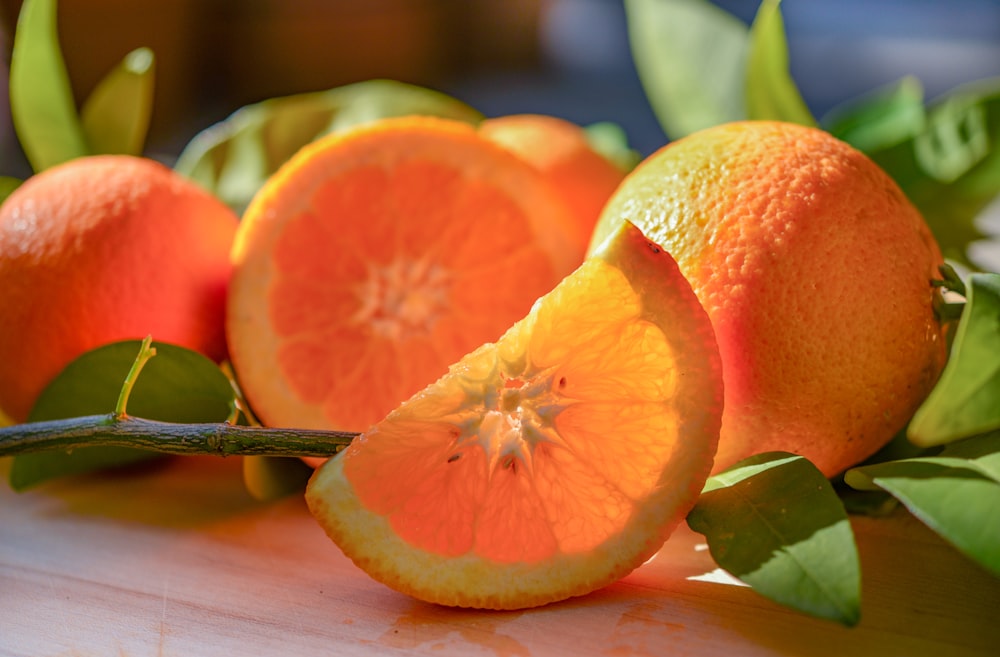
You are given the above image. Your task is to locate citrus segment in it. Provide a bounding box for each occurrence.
[227,116,583,433]
[589,120,947,477]
[306,221,723,610]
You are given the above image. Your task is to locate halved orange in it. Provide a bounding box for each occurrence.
[306,221,723,610]
[227,116,583,433]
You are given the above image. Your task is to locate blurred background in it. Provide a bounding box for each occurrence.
[1,0,1000,178]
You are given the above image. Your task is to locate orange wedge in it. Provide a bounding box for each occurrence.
[227,116,583,433]
[306,221,723,609]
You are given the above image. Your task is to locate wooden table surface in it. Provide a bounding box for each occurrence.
[2,454,999,657]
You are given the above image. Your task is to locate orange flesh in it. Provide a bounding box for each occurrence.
[270,163,555,430]
[229,117,581,432]
[342,256,687,564]
[306,221,723,609]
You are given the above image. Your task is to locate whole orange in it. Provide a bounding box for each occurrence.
[589,121,948,477]
[479,114,627,255]
[0,155,239,422]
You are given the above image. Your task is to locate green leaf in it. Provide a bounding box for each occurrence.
[80,47,155,156]
[583,121,641,172]
[624,0,748,140]
[173,79,483,214]
[8,0,89,171]
[0,177,22,204]
[914,92,992,184]
[242,456,313,502]
[687,452,861,626]
[823,76,927,152]
[9,340,235,490]
[744,0,815,126]
[939,431,1000,483]
[864,79,1000,267]
[832,425,933,517]
[845,435,1000,578]
[908,273,1000,446]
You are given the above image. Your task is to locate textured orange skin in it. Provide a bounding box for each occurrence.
[590,121,948,477]
[479,114,627,255]
[0,155,239,422]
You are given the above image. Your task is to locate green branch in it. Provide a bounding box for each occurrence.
[0,413,358,458]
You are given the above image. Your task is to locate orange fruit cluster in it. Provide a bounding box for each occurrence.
[0,108,950,611]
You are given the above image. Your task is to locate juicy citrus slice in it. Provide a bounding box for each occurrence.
[227,116,582,433]
[305,221,723,610]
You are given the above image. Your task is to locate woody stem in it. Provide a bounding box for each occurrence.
[0,414,358,458]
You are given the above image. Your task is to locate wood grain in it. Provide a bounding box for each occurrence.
[2,455,999,657]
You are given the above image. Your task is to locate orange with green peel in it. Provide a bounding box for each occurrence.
[226,115,585,436]
[589,120,948,478]
[0,155,239,423]
[306,220,723,610]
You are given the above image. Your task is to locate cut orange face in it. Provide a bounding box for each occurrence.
[227,116,583,434]
[306,221,723,610]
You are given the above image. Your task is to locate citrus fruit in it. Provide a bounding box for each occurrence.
[0,155,239,423]
[306,220,723,610]
[589,120,948,478]
[479,113,627,253]
[227,115,584,435]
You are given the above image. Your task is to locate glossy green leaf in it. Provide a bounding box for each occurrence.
[914,92,992,184]
[745,0,815,126]
[908,273,1000,446]
[80,47,155,156]
[864,79,1000,267]
[624,0,748,140]
[823,76,926,152]
[0,177,22,204]
[845,435,1000,578]
[687,452,861,626]
[832,426,932,517]
[9,0,89,171]
[243,456,313,502]
[173,79,483,214]
[9,340,235,490]
[938,431,1000,483]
